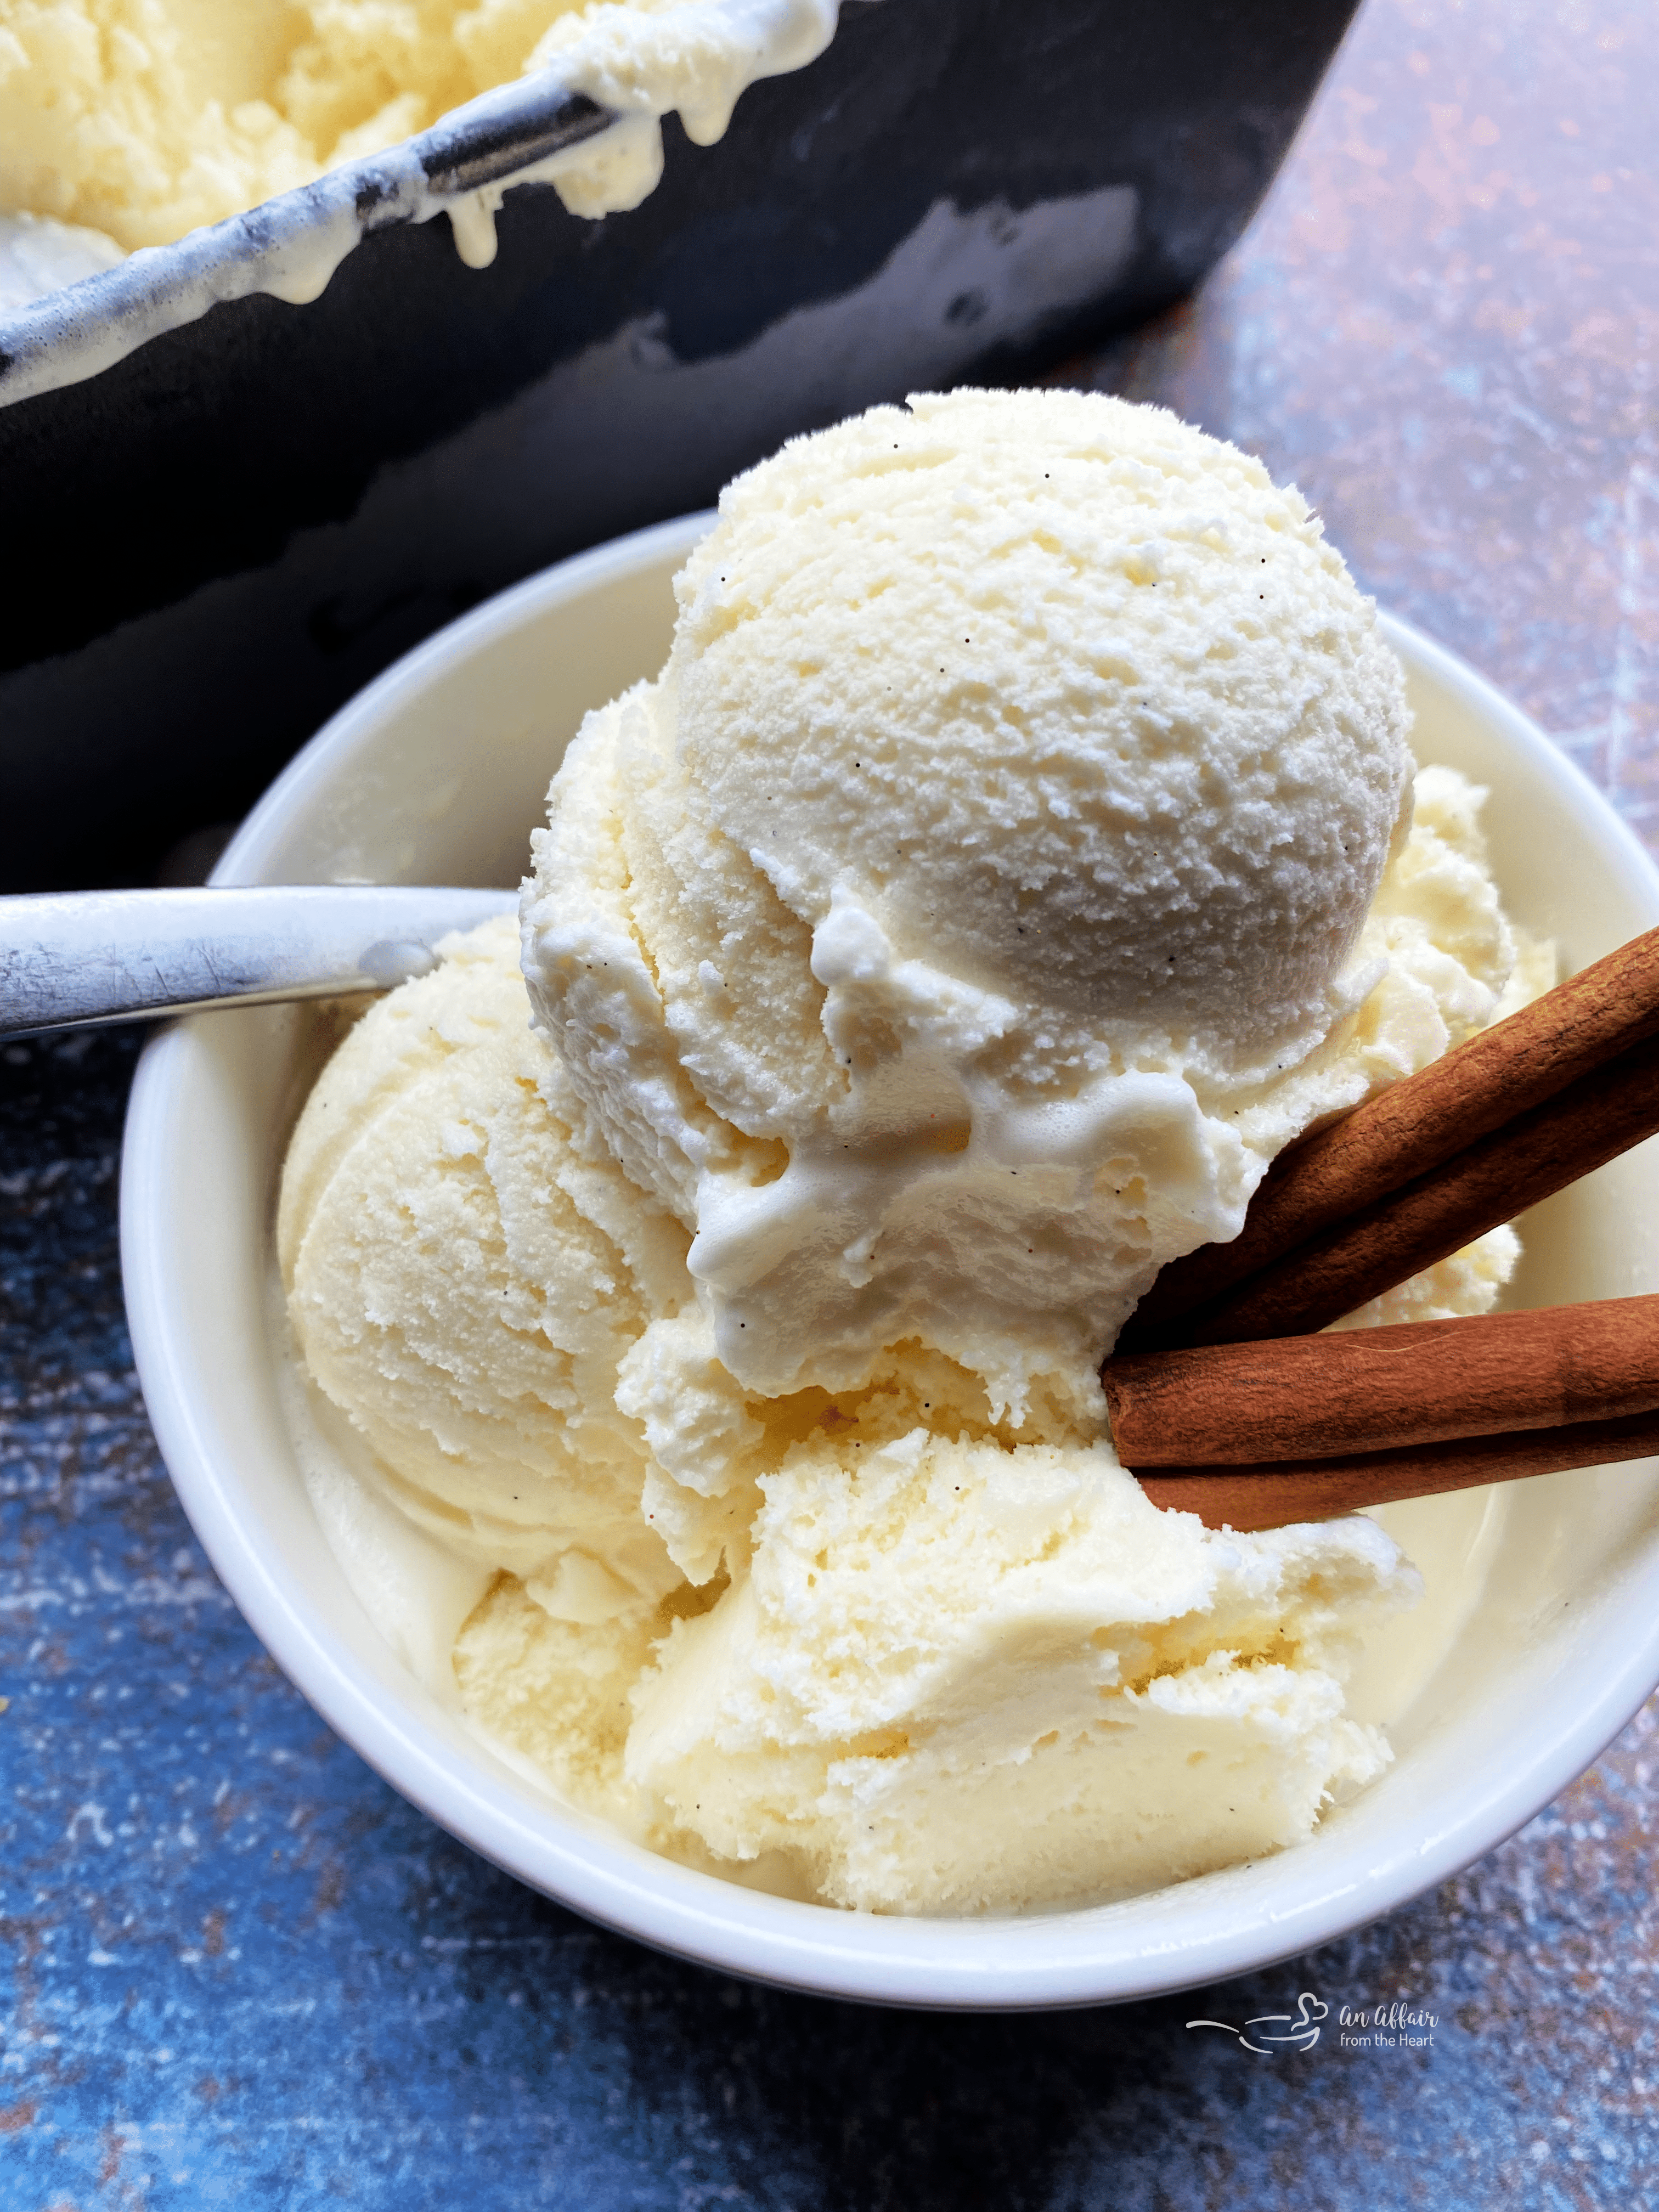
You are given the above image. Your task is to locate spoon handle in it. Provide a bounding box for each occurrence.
[0,885,516,1037]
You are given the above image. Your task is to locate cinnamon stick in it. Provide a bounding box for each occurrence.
[1136,1407,1659,1532]
[1118,921,1659,1355]
[1105,1294,1659,1466]
[1146,1032,1659,1349]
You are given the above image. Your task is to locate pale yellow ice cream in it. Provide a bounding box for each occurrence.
[523,394,1516,1550]
[281,789,1535,1908]
[279,391,1551,1914]
[626,1432,1413,1912]
[279,916,690,1613]
[0,0,837,255]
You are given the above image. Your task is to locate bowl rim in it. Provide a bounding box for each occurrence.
[121,515,1659,2008]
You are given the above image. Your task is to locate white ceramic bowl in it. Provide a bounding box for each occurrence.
[122,514,1659,2008]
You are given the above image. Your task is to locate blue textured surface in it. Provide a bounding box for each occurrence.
[7,0,1659,2200]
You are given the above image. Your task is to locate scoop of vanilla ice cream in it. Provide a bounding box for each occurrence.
[669,387,1408,1050]
[626,1428,1418,1912]
[523,388,1420,1457]
[278,915,690,1618]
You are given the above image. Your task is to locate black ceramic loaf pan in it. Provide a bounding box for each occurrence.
[0,0,1358,891]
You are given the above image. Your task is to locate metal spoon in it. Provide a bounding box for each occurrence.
[0,886,517,1038]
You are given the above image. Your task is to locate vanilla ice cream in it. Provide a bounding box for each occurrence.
[625,1432,1414,1911]
[0,0,838,266]
[523,392,1448,1516]
[280,389,1551,1914]
[279,915,695,1611]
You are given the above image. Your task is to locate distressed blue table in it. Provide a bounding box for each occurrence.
[4,0,1657,2202]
